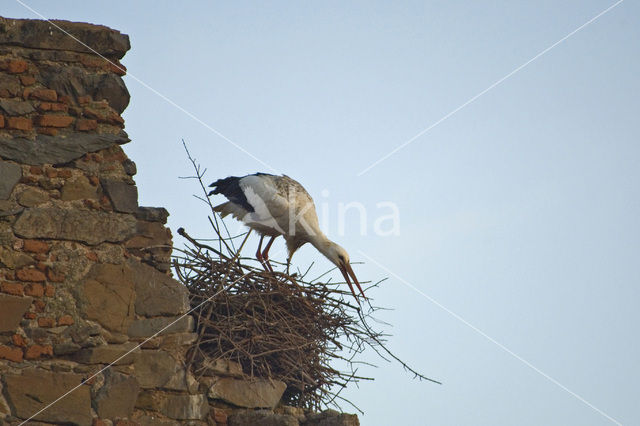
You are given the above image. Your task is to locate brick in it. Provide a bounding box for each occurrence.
[34,299,45,312]
[6,116,32,130]
[1,282,24,296]
[37,127,58,136]
[29,165,44,175]
[76,118,98,131]
[24,344,53,359]
[114,420,138,426]
[12,334,27,347]
[16,268,46,282]
[23,239,50,253]
[45,168,58,178]
[24,283,44,297]
[45,284,55,297]
[212,407,228,424]
[24,312,36,319]
[86,251,98,261]
[19,75,36,86]
[36,262,47,272]
[30,88,57,101]
[0,115,4,128]
[58,169,73,178]
[7,60,28,74]
[37,102,69,112]
[78,95,91,104]
[36,114,74,128]
[0,345,23,362]
[47,269,65,283]
[93,419,109,426]
[57,315,74,326]
[37,317,55,328]
[109,61,127,76]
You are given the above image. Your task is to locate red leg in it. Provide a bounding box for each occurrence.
[256,235,269,272]
[261,236,276,273]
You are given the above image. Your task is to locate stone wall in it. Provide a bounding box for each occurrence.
[0,17,358,426]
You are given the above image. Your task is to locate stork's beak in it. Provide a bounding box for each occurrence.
[339,262,366,301]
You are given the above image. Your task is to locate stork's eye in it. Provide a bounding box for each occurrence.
[338,254,345,263]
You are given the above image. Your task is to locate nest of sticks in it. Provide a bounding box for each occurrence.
[172,144,438,412]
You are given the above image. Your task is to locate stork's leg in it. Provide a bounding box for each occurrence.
[261,236,276,273]
[256,235,268,272]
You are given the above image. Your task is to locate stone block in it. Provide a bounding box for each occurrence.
[0,246,34,269]
[0,17,130,58]
[17,187,49,207]
[3,369,92,425]
[0,98,35,115]
[61,175,98,200]
[0,131,130,165]
[14,208,137,245]
[228,410,298,426]
[132,350,179,388]
[162,394,209,420]
[94,370,140,419]
[0,160,21,200]
[304,410,360,426]
[129,260,188,317]
[134,206,169,223]
[74,342,138,365]
[81,263,135,333]
[128,316,193,338]
[101,179,138,213]
[208,378,287,409]
[0,294,32,332]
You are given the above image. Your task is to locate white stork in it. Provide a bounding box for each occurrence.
[208,173,365,300]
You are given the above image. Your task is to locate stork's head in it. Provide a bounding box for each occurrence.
[323,242,366,300]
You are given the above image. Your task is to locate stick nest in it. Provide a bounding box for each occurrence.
[172,143,439,412]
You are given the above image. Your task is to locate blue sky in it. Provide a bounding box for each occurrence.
[5,1,639,424]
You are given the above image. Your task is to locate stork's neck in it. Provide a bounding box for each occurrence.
[307,232,335,261]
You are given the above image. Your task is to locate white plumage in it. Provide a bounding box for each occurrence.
[209,173,365,300]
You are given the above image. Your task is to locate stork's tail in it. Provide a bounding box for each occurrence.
[208,176,254,213]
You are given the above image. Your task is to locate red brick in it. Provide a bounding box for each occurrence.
[78,95,91,104]
[47,269,65,283]
[37,102,69,112]
[57,169,73,178]
[93,419,109,426]
[0,345,23,362]
[19,75,36,86]
[0,115,4,128]
[23,239,50,253]
[86,251,99,261]
[36,114,74,128]
[24,344,53,359]
[33,299,45,312]
[22,87,33,100]
[57,315,74,326]
[29,165,44,175]
[30,88,57,102]
[12,334,27,347]
[109,61,127,76]
[37,317,55,328]
[88,176,100,186]
[44,284,55,297]
[0,282,24,296]
[7,60,28,74]
[16,268,46,282]
[24,283,44,297]
[37,127,58,136]
[24,312,36,319]
[76,118,98,131]
[6,116,32,131]
[212,407,228,423]
[45,168,58,178]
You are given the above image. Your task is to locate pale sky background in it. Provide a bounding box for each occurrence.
[4,1,639,425]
